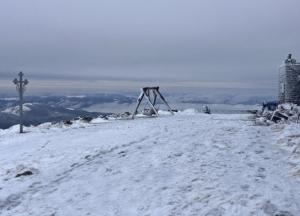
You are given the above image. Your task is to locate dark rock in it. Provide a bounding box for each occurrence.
[15,170,33,178]
[81,116,93,122]
[63,120,73,125]
[275,211,294,216]
[121,112,131,117]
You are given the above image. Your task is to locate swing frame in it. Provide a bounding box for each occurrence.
[132,87,174,119]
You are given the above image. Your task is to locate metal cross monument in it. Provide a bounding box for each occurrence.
[13,72,29,133]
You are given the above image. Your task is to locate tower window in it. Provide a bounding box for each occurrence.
[281,82,285,93]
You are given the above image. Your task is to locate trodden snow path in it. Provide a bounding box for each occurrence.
[0,113,300,216]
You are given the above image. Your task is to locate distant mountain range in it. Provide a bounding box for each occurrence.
[0,94,136,129]
[0,103,104,129]
[0,92,274,129]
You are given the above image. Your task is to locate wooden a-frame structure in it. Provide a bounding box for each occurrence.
[132,87,174,119]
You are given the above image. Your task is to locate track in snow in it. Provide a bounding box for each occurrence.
[0,113,300,216]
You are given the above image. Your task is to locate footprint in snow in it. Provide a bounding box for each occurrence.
[255,173,266,179]
[191,178,199,182]
[258,167,266,172]
[118,150,127,157]
[240,184,250,191]
[261,201,294,216]
[247,162,255,168]
[174,152,183,157]
[0,194,22,211]
[255,150,264,154]
[249,194,262,200]
[205,207,225,216]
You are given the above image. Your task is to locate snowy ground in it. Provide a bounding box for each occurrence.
[0,111,300,216]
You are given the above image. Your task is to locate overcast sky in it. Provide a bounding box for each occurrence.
[0,0,299,94]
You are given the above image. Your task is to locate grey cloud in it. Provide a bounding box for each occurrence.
[0,0,299,93]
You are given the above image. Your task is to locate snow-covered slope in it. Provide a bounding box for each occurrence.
[0,103,102,129]
[0,112,300,216]
[1,103,32,115]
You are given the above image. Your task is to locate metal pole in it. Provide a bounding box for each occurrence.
[13,72,28,133]
[19,72,23,133]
